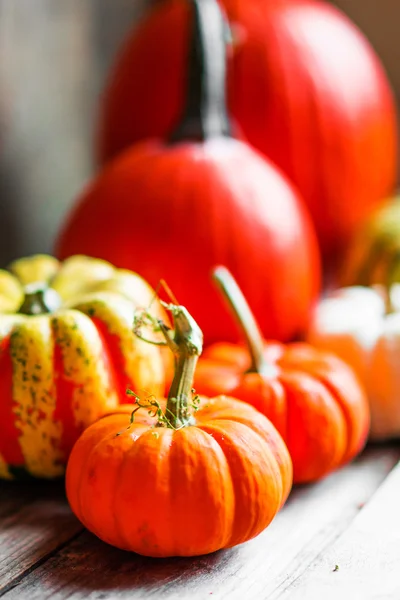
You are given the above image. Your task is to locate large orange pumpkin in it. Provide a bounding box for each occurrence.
[0,254,165,479]
[66,299,292,557]
[56,0,320,346]
[193,268,370,483]
[97,0,397,257]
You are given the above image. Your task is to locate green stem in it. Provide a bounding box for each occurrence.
[212,266,275,377]
[159,304,203,429]
[168,0,232,143]
[383,249,400,314]
[18,283,61,316]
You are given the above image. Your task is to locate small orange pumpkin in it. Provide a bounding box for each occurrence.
[193,268,370,483]
[66,301,292,557]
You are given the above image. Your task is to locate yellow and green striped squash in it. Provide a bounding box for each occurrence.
[0,254,165,479]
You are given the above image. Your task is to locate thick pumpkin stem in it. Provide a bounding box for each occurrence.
[213,266,275,377]
[18,283,61,316]
[160,304,203,429]
[168,0,232,143]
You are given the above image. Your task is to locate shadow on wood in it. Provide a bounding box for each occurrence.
[22,531,234,595]
[0,481,83,595]
[1,445,400,599]
[0,479,67,510]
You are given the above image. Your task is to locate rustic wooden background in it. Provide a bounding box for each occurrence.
[1,445,400,598]
[0,0,399,266]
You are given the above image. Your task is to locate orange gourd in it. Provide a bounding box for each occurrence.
[56,0,320,346]
[97,0,397,257]
[0,254,165,479]
[66,300,292,557]
[193,268,370,483]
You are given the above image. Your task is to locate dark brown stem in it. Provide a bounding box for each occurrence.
[18,283,61,316]
[159,304,203,429]
[168,0,232,143]
[212,266,275,377]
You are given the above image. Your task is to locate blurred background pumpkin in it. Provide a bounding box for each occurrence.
[56,0,321,345]
[0,0,398,267]
[97,0,397,260]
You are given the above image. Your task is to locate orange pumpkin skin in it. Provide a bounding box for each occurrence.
[66,396,292,557]
[56,139,320,346]
[194,342,370,483]
[97,0,397,257]
[57,0,320,346]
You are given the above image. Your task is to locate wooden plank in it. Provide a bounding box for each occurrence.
[272,454,400,600]
[0,482,83,595]
[1,446,398,600]
[0,481,64,518]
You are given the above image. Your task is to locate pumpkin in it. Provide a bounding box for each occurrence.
[341,197,400,288]
[66,299,293,558]
[307,284,400,441]
[192,267,370,483]
[56,0,320,346]
[96,0,397,257]
[0,254,166,479]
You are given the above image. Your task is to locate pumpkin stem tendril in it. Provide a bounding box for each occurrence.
[133,301,203,429]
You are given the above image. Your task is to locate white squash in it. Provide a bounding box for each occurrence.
[308,285,400,440]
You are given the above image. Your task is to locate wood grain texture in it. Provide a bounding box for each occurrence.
[0,482,82,595]
[1,446,398,600]
[274,456,400,600]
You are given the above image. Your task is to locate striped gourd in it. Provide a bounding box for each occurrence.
[0,254,165,479]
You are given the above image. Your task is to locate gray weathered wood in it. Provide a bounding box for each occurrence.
[274,454,400,599]
[0,482,82,595]
[1,446,398,599]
